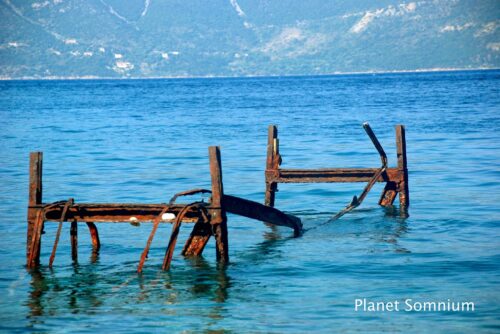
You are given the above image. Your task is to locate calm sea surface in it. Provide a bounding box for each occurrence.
[0,71,499,333]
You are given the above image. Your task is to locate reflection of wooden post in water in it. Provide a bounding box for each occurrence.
[264,124,410,214]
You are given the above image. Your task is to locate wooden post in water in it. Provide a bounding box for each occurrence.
[70,220,78,262]
[209,146,229,263]
[27,152,43,267]
[265,125,279,207]
[395,125,409,208]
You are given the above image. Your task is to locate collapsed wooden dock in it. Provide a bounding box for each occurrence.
[26,123,408,271]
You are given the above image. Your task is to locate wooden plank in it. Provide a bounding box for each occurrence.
[27,152,43,266]
[38,203,202,223]
[396,125,410,207]
[274,167,402,183]
[379,182,398,207]
[209,146,229,263]
[182,221,212,256]
[223,195,302,236]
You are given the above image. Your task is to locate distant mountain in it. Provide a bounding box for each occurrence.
[0,0,499,79]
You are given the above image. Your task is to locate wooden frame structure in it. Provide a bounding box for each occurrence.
[27,147,302,271]
[264,124,409,209]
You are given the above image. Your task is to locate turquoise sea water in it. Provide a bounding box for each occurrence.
[0,71,499,333]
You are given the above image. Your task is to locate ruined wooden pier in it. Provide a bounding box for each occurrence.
[26,123,409,271]
[264,123,409,209]
[26,147,302,271]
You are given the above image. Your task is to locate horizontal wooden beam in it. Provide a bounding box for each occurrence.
[32,203,203,223]
[31,198,303,235]
[267,167,403,183]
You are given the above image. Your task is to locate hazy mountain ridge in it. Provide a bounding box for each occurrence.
[0,0,498,79]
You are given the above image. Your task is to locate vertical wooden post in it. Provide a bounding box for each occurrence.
[396,125,409,208]
[70,220,78,262]
[265,125,279,207]
[209,146,229,263]
[27,152,43,266]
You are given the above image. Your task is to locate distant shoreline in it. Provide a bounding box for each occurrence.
[0,67,498,81]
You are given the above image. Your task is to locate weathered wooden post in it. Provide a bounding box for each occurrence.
[265,125,279,207]
[378,125,409,208]
[395,125,409,207]
[70,220,78,262]
[209,146,229,263]
[27,152,43,267]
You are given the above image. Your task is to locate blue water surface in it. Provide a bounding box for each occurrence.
[0,70,499,333]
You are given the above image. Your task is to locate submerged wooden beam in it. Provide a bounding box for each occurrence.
[379,181,398,207]
[223,195,302,236]
[182,220,212,256]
